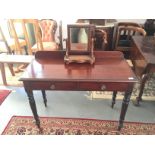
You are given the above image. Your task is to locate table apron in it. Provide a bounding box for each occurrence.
[23,81,132,91]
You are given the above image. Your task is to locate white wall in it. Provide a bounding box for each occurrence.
[116,19,146,24]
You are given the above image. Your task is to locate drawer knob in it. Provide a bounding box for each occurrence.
[101,84,106,90]
[50,84,55,90]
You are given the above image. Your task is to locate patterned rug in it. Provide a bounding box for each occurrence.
[2,116,155,135]
[0,89,11,105]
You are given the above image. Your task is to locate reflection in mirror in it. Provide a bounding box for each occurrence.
[69,26,89,51]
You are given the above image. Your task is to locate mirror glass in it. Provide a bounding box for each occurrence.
[70,27,89,51]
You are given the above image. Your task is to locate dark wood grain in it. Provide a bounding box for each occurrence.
[20,50,137,130]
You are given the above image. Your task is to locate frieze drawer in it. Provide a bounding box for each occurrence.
[27,81,77,90]
[78,82,129,91]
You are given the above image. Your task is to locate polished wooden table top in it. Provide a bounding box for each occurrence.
[20,51,137,86]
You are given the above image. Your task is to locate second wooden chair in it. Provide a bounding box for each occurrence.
[113,22,146,59]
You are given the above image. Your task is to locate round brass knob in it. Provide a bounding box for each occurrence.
[101,84,106,90]
[50,84,55,90]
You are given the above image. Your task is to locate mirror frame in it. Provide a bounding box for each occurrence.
[64,24,95,64]
[67,24,93,53]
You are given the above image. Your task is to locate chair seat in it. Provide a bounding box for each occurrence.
[7,38,26,50]
[0,38,26,53]
[32,42,59,51]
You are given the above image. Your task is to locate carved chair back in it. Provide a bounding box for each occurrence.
[113,22,146,58]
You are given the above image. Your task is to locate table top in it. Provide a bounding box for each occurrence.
[132,36,155,65]
[20,51,137,83]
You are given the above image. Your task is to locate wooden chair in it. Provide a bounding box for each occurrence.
[8,19,40,55]
[58,20,63,50]
[0,24,32,85]
[0,25,14,77]
[0,23,34,85]
[7,19,36,72]
[113,22,146,58]
[7,19,27,55]
[0,25,12,54]
[39,19,59,50]
[22,19,43,55]
[94,29,108,50]
[11,19,59,55]
[112,22,142,50]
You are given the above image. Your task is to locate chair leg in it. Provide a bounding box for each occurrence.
[0,63,7,85]
[7,63,15,76]
[14,64,28,73]
[18,64,28,70]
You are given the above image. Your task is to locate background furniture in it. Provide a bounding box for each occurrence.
[144,19,155,36]
[20,50,137,131]
[0,54,34,85]
[131,36,155,105]
[0,25,15,78]
[76,19,115,51]
[9,19,60,55]
[58,20,63,50]
[94,25,114,51]
[9,19,43,55]
[94,28,107,50]
[112,22,142,48]
[8,19,36,73]
[0,25,12,54]
[8,19,27,55]
[39,19,59,50]
[113,22,146,59]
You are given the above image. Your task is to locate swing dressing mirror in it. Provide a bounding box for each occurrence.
[64,24,95,64]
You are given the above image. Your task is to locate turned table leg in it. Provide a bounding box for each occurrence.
[41,90,47,107]
[25,89,41,129]
[111,91,117,108]
[118,88,133,131]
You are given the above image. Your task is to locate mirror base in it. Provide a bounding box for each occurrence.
[64,55,95,65]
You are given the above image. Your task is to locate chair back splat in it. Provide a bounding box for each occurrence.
[113,22,146,59]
